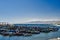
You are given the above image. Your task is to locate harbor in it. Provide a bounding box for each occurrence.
[0,22,59,36]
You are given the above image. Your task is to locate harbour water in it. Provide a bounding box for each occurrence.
[0,24,60,40]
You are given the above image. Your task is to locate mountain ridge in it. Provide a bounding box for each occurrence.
[25,21,60,24]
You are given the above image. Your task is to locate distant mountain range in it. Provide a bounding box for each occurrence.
[26,21,60,24]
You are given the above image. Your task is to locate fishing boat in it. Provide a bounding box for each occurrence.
[23,33,32,36]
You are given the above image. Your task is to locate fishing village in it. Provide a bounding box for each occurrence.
[0,22,59,36]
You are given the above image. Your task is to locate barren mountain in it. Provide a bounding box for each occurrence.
[26,21,60,24]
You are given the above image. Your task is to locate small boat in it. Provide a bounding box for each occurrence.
[1,32,9,36]
[48,27,59,32]
[40,29,50,33]
[12,32,23,36]
[23,33,32,36]
[31,31,40,34]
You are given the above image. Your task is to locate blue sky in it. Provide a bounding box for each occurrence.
[0,0,60,23]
